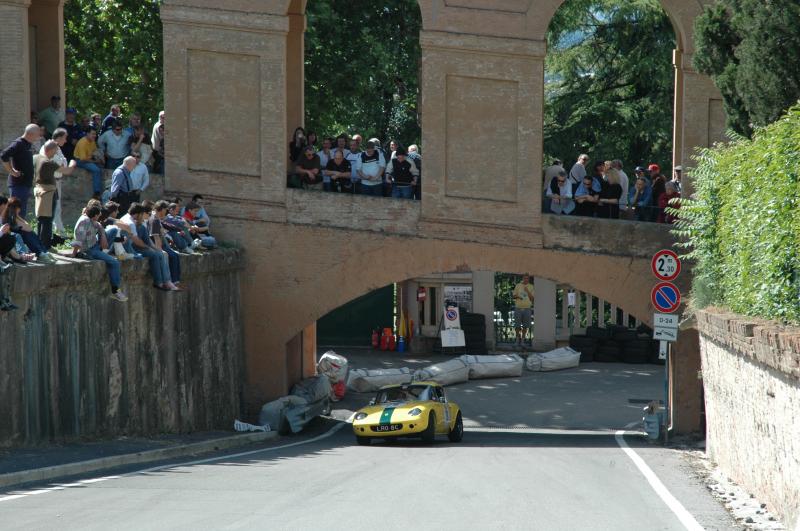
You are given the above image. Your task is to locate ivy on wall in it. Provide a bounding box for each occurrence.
[674,105,800,323]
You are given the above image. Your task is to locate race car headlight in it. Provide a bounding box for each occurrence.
[354,412,368,421]
[408,408,422,416]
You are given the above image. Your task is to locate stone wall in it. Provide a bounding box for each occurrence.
[697,308,800,530]
[0,248,245,448]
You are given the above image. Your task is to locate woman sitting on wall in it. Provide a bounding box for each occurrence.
[0,196,20,311]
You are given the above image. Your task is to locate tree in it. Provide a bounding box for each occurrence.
[694,0,800,136]
[304,0,421,145]
[64,0,163,127]
[544,0,676,169]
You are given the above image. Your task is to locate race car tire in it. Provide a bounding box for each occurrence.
[356,436,371,446]
[448,412,464,443]
[422,411,436,443]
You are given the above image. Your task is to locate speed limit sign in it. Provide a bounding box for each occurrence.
[651,249,681,281]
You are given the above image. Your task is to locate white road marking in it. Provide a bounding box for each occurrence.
[0,423,346,504]
[615,430,704,531]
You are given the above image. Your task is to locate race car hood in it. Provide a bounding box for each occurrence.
[354,400,430,423]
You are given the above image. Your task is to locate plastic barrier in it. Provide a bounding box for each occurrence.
[460,354,524,379]
[525,347,581,372]
[347,367,413,393]
[413,358,469,386]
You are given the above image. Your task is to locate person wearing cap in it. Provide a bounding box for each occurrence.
[671,165,683,194]
[546,169,575,215]
[294,145,322,190]
[38,96,65,138]
[57,108,81,161]
[634,166,649,185]
[357,140,386,196]
[386,146,418,199]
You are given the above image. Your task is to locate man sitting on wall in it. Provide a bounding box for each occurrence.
[72,205,128,302]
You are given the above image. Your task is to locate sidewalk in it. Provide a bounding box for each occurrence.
[0,430,276,490]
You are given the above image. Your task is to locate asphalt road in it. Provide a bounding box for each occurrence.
[0,360,738,530]
[0,426,737,531]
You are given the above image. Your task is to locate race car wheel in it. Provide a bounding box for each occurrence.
[356,436,371,446]
[448,412,464,443]
[422,412,436,443]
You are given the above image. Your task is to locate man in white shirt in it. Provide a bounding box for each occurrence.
[345,139,362,194]
[611,159,630,210]
[317,137,334,191]
[544,159,565,191]
[98,122,132,169]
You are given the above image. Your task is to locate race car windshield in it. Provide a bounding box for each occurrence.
[377,385,432,403]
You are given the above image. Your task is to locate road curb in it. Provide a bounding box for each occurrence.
[0,431,278,490]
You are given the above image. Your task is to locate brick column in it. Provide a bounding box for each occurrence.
[0,0,32,145]
[285,2,305,147]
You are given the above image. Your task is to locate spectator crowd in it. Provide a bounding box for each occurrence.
[543,155,682,223]
[0,97,212,311]
[287,128,422,200]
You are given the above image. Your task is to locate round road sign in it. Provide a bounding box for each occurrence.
[651,249,681,281]
[651,282,681,313]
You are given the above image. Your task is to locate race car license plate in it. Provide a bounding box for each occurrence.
[373,424,401,432]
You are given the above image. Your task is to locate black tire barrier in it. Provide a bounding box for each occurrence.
[595,345,623,362]
[623,348,650,364]
[612,329,638,342]
[585,326,611,339]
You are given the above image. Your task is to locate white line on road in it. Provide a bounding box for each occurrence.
[615,430,704,531]
[0,423,347,504]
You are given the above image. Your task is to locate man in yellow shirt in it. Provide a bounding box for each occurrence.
[74,128,103,197]
[512,274,534,346]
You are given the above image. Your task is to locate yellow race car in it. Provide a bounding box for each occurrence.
[352,382,463,445]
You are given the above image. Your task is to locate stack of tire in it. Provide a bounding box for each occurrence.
[460,311,488,355]
[569,325,663,365]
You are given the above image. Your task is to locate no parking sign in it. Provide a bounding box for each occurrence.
[444,304,461,330]
[651,282,681,313]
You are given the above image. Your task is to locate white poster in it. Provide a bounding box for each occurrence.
[441,329,466,348]
[444,285,473,312]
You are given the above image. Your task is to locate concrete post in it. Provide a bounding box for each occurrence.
[472,270,496,349]
[533,277,556,351]
[0,0,31,146]
[28,0,65,113]
[670,318,704,435]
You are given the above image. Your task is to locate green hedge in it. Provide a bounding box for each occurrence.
[675,104,800,323]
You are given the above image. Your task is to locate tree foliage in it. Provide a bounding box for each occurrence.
[304,0,421,145]
[673,105,800,323]
[694,0,800,137]
[64,0,163,126]
[544,0,676,169]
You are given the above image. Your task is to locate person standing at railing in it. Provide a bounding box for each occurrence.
[628,176,653,222]
[567,154,589,195]
[512,275,534,347]
[574,173,600,217]
[546,169,575,214]
[597,167,623,219]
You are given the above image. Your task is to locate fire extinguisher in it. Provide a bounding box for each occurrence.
[371,329,379,349]
[388,334,397,351]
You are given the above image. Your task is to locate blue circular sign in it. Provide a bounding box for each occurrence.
[651,282,681,313]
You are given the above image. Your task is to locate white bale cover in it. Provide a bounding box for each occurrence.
[413,358,469,386]
[526,347,581,372]
[317,351,348,383]
[347,368,413,393]
[460,354,524,379]
[290,375,331,404]
[317,351,349,400]
[258,395,308,429]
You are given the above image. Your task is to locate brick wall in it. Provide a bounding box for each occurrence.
[697,308,800,529]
